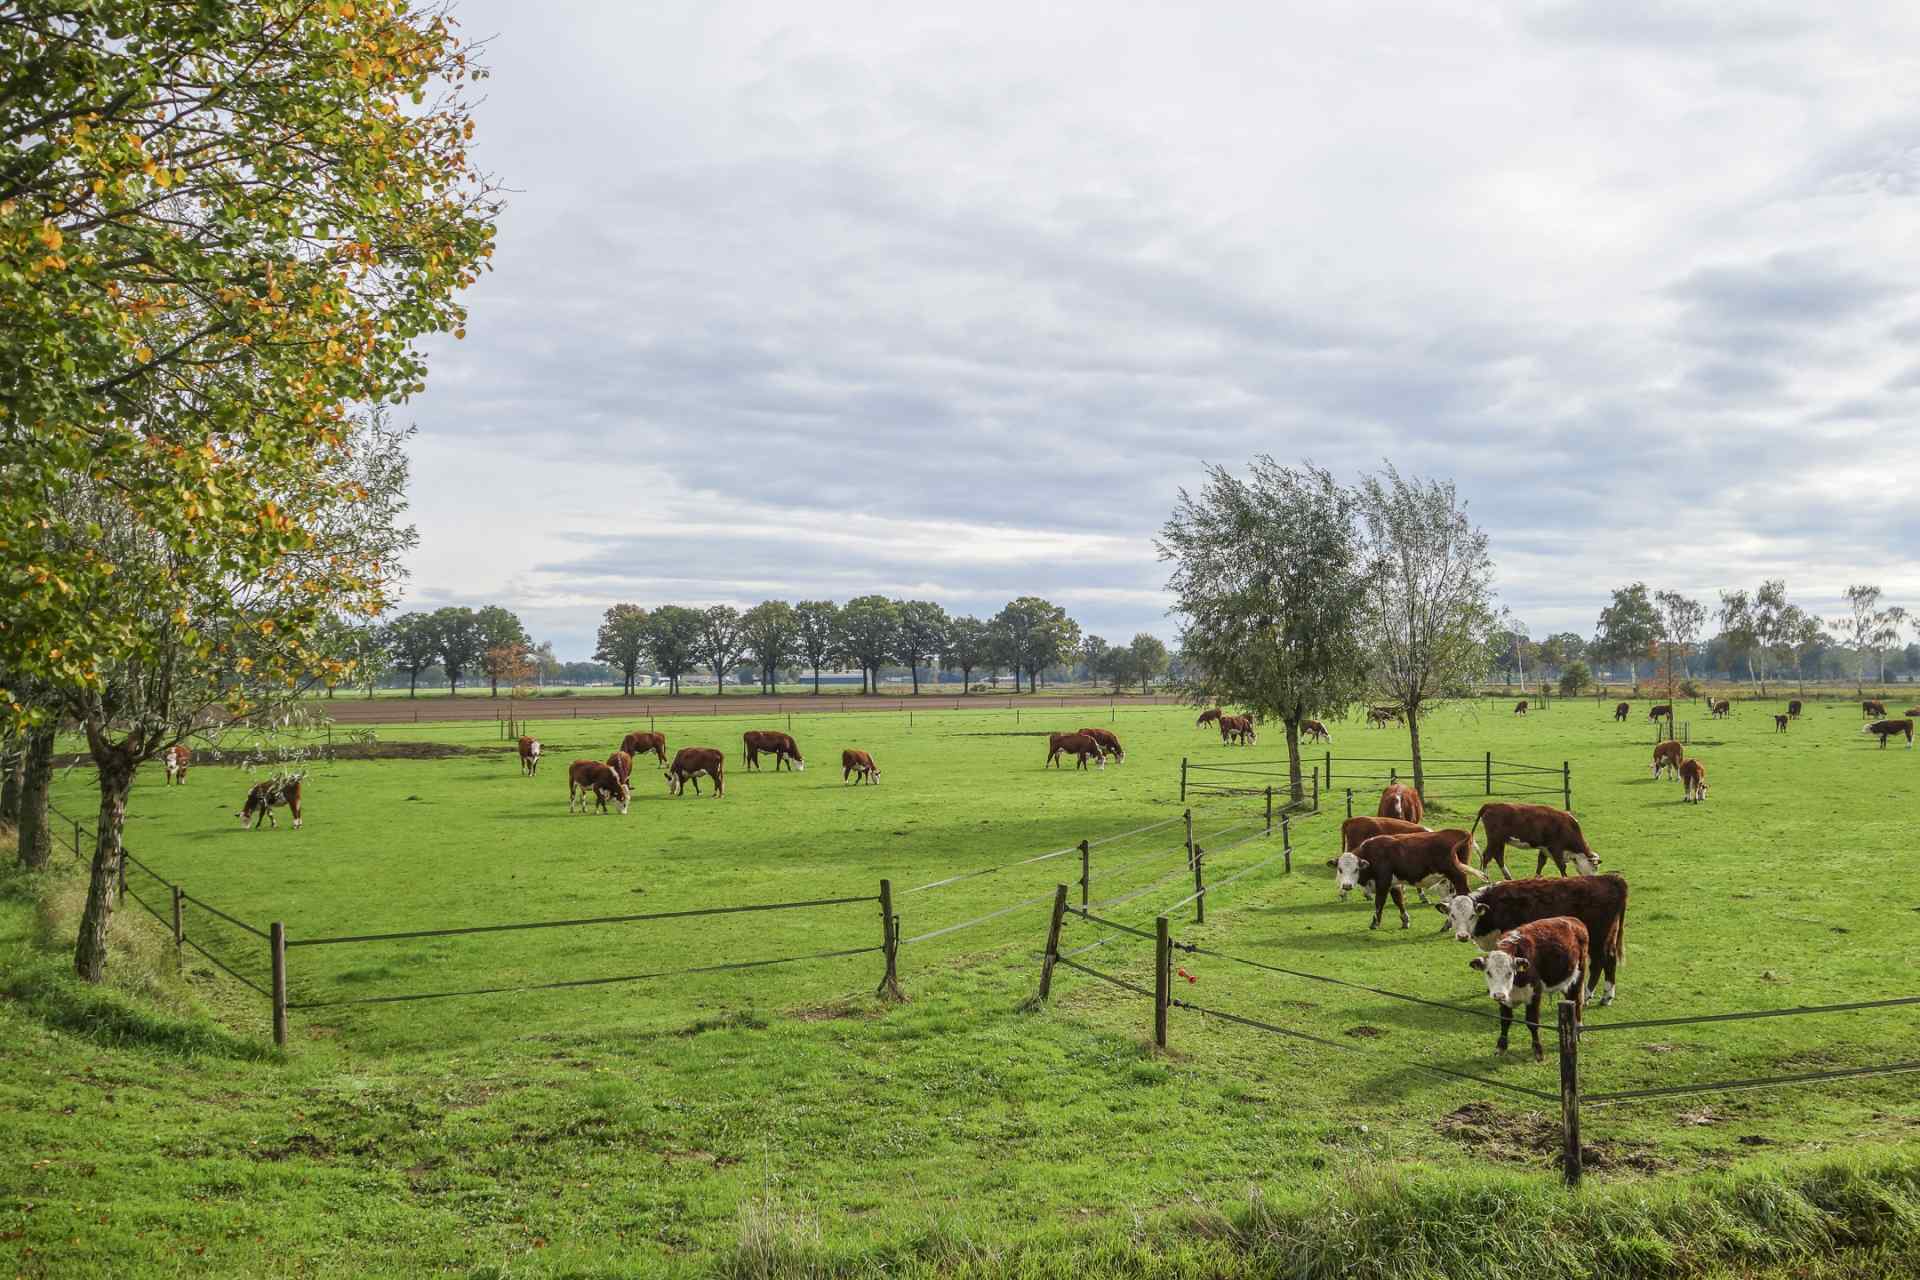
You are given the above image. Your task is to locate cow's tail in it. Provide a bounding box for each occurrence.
[1464,805,1488,854]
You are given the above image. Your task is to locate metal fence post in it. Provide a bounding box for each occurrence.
[1154,916,1170,1050]
[270,922,288,1048]
[1559,1001,1582,1188]
[1037,884,1069,1001]
[876,879,904,1001]
[1078,840,1090,908]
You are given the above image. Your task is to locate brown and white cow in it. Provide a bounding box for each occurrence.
[1327,829,1486,929]
[664,747,724,797]
[1679,757,1708,803]
[1301,719,1332,743]
[1217,714,1256,745]
[516,735,541,777]
[1647,703,1672,724]
[163,745,191,786]
[1436,873,1628,1005]
[1366,705,1403,727]
[1709,698,1731,718]
[742,730,804,772]
[619,730,668,765]
[1513,700,1528,716]
[1195,708,1223,728]
[605,749,634,788]
[1047,732,1106,770]
[1861,719,1914,749]
[1651,739,1684,780]
[236,775,303,830]
[1864,699,1887,719]
[1469,917,1590,1060]
[1787,700,1802,718]
[1907,707,1920,719]
[1613,702,1630,722]
[842,748,880,784]
[1377,782,1423,825]
[1773,714,1789,733]
[1337,815,1427,858]
[1078,727,1125,763]
[1465,802,1600,878]
[568,759,630,814]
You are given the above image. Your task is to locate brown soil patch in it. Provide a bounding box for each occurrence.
[1437,1101,1673,1172]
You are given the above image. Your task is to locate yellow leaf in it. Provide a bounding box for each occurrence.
[134,346,153,363]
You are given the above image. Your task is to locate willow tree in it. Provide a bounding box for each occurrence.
[1,1,497,730]
[1160,459,1370,801]
[1358,466,1496,800]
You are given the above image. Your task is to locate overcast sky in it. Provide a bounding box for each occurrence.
[398,1,1920,660]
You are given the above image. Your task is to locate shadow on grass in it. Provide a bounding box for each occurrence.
[0,962,279,1062]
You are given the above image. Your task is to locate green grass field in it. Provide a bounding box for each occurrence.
[6,700,1920,1277]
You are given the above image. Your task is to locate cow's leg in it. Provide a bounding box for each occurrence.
[1601,948,1618,1005]
[1495,1002,1512,1055]
[1486,838,1511,880]
[1526,989,1545,1061]
[1370,880,1389,930]
[1391,884,1410,929]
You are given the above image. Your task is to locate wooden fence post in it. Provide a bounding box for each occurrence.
[270,921,288,1048]
[1037,884,1069,1001]
[1563,761,1572,812]
[1078,840,1090,908]
[1559,1001,1582,1188]
[1180,757,1188,803]
[1486,750,1493,795]
[1191,843,1204,924]
[1154,916,1170,1050]
[171,887,183,955]
[1264,786,1273,835]
[1282,815,1292,874]
[1183,808,1194,868]
[876,879,904,1001]
[1312,766,1319,813]
[1325,750,1332,789]
[1345,788,1353,820]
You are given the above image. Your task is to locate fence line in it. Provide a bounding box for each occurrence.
[1585,1060,1920,1106]
[285,894,875,948]
[181,893,268,939]
[898,887,1060,946]
[180,933,272,998]
[1582,994,1920,1033]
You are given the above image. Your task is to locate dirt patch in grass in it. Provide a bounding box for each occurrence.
[1437,1101,1673,1172]
[788,1002,883,1023]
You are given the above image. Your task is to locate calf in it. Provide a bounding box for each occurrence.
[236,775,303,830]
[1301,719,1331,743]
[1651,739,1683,780]
[605,749,633,787]
[568,759,630,814]
[1377,782,1423,825]
[1679,757,1708,803]
[1078,727,1125,763]
[1648,703,1672,723]
[1047,732,1106,769]
[1465,802,1600,878]
[1613,702,1629,722]
[1469,917,1590,1060]
[1328,830,1486,929]
[1513,700,1528,716]
[665,747,725,797]
[1709,698,1731,718]
[1861,719,1914,749]
[620,730,668,765]
[1786,700,1802,718]
[1436,873,1628,1005]
[1773,714,1789,733]
[517,736,541,777]
[742,729,804,772]
[842,748,880,784]
[163,745,191,786]
[1864,699,1887,719]
[1196,708,1223,728]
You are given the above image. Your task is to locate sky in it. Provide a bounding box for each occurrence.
[397,0,1920,660]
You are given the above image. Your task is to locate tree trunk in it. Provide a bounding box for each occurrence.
[73,742,137,983]
[813,665,821,695]
[1405,703,1426,798]
[490,676,499,698]
[1283,717,1304,803]
[448,672,458,696]
[910,664,920,695]
[16,725,56,869]
[409,671,418,697]
[960,664,973,692]
[0,742,21,824]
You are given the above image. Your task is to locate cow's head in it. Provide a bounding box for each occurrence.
[528,739,541,756]
[1571,848,1600,874]
[663,769,680,795]
[1329,851,1368,897]
[1435,894,1490,942]
[613,782,632,815]
[1470,948,1531,1005]
[789,747,805,771]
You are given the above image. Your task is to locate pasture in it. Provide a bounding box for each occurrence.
[8,699,1920,1277]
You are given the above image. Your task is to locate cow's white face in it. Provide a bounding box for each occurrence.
[1438,894,1488,942]
[1471,950,1531,1005]
[663,770,679,794]
[529,740,540,757]
[614,784,631,815]
[1571,850,1600,875]
[1333,851,1366,896]
[794,759,805,772]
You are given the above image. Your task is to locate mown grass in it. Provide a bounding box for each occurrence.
[7,700,1920,1277]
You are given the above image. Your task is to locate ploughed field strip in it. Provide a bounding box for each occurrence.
[53,698,1920,1164]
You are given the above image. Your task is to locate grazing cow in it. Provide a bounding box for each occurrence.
[605,749,633,787]
[1513,700,1529,716]
[664,747,725,798]
[1613,702,1629,722]
[1047,732,1106,770]
[1378,782,1423,825]
[1301,719,1331,743]
[1651,739,1683,780]
[1861,719,1915,749]
[1774,714,1789,733]
[1366,705,1403,727]
[516,735,541,777]
[842,748,880,784]
[1907,707,1920,719]
[742,730,804,772]
[1437,873,1628,1005]
[1469,917,1590,1060]
[236,775,303,830]
[163,745,191,786]
[1327,830,1486,929]
[568,759,630,814]
[1709,698,1731,718]
[1787,700,1802,718]
[619,730,668,765]
[1864,699,1887,719]
[1465,803,1600,878]
[1647,703,1672,723]
[1337,815,1427,858]
[1196,708,1223,728]
[1679,757,1708,803]
[1078,727,1125,763]
[1218,714,1257,745]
